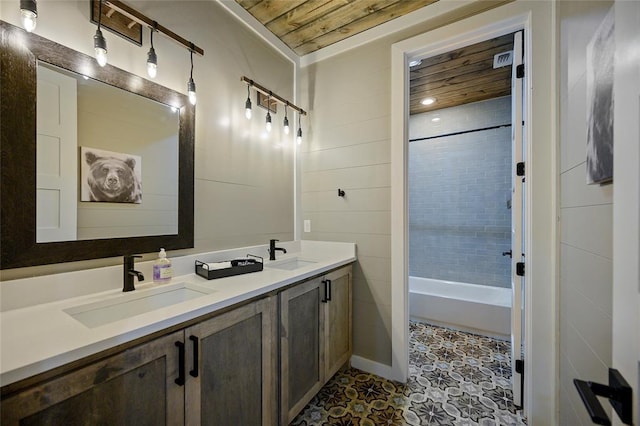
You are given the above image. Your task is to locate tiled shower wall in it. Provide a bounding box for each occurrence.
[408,97,512,288]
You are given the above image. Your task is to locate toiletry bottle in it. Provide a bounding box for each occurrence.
[153,248,173,283]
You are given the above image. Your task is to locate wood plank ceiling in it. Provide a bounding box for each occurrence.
[235,0,438,56]
[410,32,515,115]
[235,1,514,115]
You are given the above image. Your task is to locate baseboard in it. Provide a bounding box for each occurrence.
[350,355,394,381]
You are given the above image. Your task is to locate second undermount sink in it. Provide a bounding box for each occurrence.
[64,282,215,328]
[267,257,317,271]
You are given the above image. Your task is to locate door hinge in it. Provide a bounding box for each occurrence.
[516,262,525,276]
[516,64,525,78]
[515,359,524,374]
[516,162,525,176]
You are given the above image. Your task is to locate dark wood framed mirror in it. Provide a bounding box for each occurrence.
[1,21,194,269]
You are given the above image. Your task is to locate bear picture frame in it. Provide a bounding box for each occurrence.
[81,147,143,204]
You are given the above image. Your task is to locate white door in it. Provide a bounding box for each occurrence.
[36,65,78,242]
[611,1,639,424]
[510,30,525,409]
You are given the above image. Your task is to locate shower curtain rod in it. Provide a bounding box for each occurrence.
[409,123,511,143]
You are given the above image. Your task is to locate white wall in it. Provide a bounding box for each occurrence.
[558,1,614,424]
[0,0,295,279]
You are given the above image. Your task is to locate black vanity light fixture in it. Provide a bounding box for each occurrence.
[187,43,196,106]
[283,103,290,135]
[19,0,37,32]
[265,92,272,132]
[245,83,253,120]
[87,0,204,98]
[93,0,108,67]
[146,21,158,79]
[240,76,307,141]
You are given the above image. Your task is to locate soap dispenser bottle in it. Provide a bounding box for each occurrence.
[153,248,173,283]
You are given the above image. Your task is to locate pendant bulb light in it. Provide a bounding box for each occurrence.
[187,44,196,106]
[146,23,158,79]
[245,84,252,120]
[283,104,290,135]
[296,114,303,145]
[20,0,37,32]
[93,0,108,67]
[265,93,272,132]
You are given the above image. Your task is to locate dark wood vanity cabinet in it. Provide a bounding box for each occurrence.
[280,265,352,424]
[0,265,351,426]
[1,330,185,425]
[1,296,277,426]
[184,296,277,426]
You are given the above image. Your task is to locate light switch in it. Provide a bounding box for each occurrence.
[304,220,311,233]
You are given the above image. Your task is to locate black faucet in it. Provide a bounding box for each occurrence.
[269,239,287,261]
[123,255,144,292]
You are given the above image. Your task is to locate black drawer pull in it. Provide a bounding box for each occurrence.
[175,341,185,386]
[189,335,199,378]
[321,279,329,303]
[327,279,332,301]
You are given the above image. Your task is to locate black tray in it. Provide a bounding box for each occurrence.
[195,255,263,280]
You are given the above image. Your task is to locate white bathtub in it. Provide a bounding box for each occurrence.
[409,276,511,338]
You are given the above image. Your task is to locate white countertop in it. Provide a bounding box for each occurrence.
[0,240,356,387]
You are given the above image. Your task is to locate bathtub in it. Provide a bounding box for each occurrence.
[409,276,511,338]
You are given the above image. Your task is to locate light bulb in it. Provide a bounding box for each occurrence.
[296,127,302,145]
[187,78,197,106]
[95,48,107,67]
[93,29,108,67]
[21,9,37,32]
[283,116,290,135]
[147,62,157,78]
[20,0,37,32]
[245,98,252,120]
[147,47,157,79]
[265,112,272,132]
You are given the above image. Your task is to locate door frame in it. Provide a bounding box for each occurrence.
[390,2,557,423]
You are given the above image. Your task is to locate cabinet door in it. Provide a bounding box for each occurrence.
[280,278,325,425]
[1,331,184,426]
[185,296,277,426]
[323,266,353,380]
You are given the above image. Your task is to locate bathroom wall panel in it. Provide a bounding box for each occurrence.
[302,164,390,193]
[301,140,390,173]
[560,243,613,317]
[558,2,614,424]
[560,205,613,259]
[301,188,390,212]
[304,118,390,154]
[560,163,612,208]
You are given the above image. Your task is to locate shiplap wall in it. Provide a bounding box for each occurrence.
[299,40,393,364]
[558,1,614,424]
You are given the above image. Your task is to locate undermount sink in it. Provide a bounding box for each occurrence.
[64,282,215,328]
[267,258,317,271]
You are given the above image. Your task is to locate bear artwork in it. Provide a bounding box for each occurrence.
[82,148,142,204]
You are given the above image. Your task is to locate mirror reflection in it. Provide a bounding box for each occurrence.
[36,62,179,243]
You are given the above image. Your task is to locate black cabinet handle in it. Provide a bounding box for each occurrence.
[574,368,633,425]
[327,279,332,301]
[189,335,199,378]
[175,341,185,386]
[321,279,329,303]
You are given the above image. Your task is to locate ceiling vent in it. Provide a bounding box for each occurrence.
[493,51,513,68]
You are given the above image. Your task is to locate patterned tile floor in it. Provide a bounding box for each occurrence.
[292,321,527,425]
